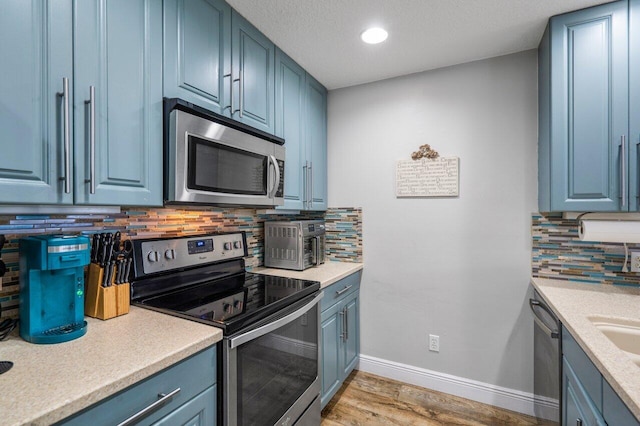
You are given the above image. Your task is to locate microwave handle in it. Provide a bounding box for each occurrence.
[268,155,280,198]
[311,236,318,265]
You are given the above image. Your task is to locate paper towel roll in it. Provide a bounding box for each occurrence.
[579,220,640,243]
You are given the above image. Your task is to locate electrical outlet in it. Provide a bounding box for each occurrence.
[632,252,640,272]
[429,334,440,352]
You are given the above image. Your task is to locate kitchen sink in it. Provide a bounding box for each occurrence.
[589,317,640,366]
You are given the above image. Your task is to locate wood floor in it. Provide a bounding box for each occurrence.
[321,370,558,426]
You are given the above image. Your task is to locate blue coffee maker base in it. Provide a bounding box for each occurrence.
[20,321,88,344]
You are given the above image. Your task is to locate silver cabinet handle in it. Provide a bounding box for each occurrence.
[302,162,308,209]
[335,285,353,296]
[238,68,243,118]
[622,135,627,207]
[224,73,232,112]
[306,161,312,208]
[339,310,345,340]
[58,78,71,194]
[86,86,96,194]
[116,387,181,426]
[309,161,313,209]
[344,306,349,341]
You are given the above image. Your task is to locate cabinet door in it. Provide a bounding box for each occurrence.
[151,386,216,426]
[320,303,343,409]
[305,74,328,210]
[231,12,275,134]
[0,0,73,204]
[630,0,640,211]
[342,291,360,378]
[548,1,628,212]
[275,48,306,210]
[602,379,640,426]
[163,0,231,116]
[74,0,163,206]
[563,358,607,426]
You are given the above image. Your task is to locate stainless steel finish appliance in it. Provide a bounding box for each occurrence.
[264,220,326,271]
[164,98,285,207]
[530,291,561,424]
[130,232,322,426]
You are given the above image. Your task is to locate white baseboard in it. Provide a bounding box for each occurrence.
[357,354,559,422]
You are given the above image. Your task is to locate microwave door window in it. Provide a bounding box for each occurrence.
[188,135,267,195]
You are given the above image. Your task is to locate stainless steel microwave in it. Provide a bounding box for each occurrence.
[164,98,285,207]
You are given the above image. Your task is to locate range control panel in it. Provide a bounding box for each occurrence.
[138,232,246,275]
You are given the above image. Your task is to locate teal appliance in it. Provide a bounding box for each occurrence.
[19,235,90,344]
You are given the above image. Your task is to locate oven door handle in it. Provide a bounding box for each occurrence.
[229,291,323,349]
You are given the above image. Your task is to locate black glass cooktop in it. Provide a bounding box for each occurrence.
[135,272,320,335]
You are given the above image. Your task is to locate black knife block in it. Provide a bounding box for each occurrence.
[85,263,130,320]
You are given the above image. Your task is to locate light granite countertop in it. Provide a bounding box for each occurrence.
[251,261,363,288]
[531,277,640,419]
[0,307,222,426]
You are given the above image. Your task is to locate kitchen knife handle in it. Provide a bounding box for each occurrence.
[58,78,71,194]
[116,388,181,426]
[87,86,96,194]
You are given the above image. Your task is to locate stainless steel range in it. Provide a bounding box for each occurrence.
[130,232,322,426]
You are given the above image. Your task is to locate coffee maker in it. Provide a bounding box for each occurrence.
[19,235,90,344]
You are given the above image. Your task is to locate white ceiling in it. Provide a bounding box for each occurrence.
[226,0,611,90]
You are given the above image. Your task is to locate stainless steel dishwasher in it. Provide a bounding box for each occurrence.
[530,290,561,424]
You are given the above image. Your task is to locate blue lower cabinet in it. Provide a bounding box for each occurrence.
[603,379,640,426]
[563,328,640,425]
[320,271,361,408]
[563,357,606,426]
[57,346,216,426]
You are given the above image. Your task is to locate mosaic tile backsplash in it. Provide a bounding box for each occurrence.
[532,213,640,286]
[0,207,362,318]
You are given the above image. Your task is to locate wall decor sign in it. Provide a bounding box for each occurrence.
[396,157,459,197]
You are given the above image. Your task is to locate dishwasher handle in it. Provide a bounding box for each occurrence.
[529,298,559,339]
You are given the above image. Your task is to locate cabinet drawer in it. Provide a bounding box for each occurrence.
[320,271,361,312]
[58,346,216,426]
[563,328,602,411]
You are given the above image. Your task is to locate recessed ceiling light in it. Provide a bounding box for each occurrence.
[361,27,388,44]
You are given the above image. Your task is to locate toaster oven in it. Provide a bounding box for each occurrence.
[264,220,325,271]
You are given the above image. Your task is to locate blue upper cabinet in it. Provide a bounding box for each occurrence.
[275,49,306,210]
[74,0,163,206]
[306,74,328,210]
[0,0,162,206]
[630,0,640,211]
[231,12,275,134]
[274,48,328,211]
[539,1,629,212]
[163,0,232,116]
[0,0,74,204]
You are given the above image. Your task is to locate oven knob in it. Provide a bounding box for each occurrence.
[224,242,232,250]
[234,300,243,311]
[233,241,242,249]
[147,251,159,262]
[223,303,232,314]
[164,249,176,260]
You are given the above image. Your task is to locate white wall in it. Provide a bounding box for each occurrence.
[327,50,538,393]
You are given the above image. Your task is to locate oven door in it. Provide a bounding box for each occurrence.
[223,292,322,426]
